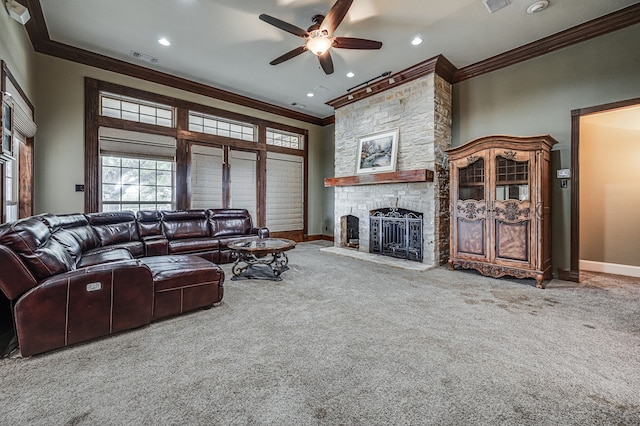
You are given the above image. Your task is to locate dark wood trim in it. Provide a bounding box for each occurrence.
[568,96,640,283]
[305,234,334,242]
[324,169,434,187]
[21,1,325,126]
[269,230,305,243]
[84,77,100,212]
[453,3,640,83]
[326,55,454,110]
[2,62,35,112]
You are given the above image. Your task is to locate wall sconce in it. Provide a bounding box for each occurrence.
[347,94,354,100]
[365,87,372,93]
[388,77,396,84]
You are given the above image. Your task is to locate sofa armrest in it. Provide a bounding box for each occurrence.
[142,236,169,256]
[14,260,154,356]
[250,227,270,238]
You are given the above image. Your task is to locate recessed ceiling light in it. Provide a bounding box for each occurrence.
[527,0,549,13]
[346,72,355,78]
[411,36,423,46]
[307,92,314,97]
[158,38,171,46]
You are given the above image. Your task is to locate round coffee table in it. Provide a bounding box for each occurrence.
[228,238,296,281]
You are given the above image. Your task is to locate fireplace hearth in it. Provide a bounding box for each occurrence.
[369,208,423,262]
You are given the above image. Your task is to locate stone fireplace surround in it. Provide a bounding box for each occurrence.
[329,67,452,268]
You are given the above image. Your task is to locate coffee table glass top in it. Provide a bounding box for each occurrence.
[227,238,296,254]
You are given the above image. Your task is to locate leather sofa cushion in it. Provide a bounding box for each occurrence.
[136,210,163,238]
[140,255,224,292]
[168,237,219,254]
[44,214,101,265]
[83,241,144,258]
[209,209,252,238]
[77,248,134,268]
[87,212,140,246]
[0,216,74,280]
[162,210,209,240]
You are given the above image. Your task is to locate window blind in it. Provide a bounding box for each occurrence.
[99,127,176,161]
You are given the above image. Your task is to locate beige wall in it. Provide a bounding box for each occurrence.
[579,119,640,267]
[452,23,640,275]
[33,54,326,235]
[0,9,35,103]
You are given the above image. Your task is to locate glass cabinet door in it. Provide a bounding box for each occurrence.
[458,157,484,201]
[495,156,528,201]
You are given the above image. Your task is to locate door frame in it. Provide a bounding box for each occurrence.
[569,96,640,281]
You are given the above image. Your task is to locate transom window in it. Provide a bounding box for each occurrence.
[188,111,256,141]
[266,128,304,150]
[100,156,175,212]
[100,92,174,127]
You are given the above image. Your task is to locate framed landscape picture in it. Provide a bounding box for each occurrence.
[356,129,399,174]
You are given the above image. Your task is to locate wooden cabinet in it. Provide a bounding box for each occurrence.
[446,135,557,288]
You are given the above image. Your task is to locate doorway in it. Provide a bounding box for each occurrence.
[571,98,640,281]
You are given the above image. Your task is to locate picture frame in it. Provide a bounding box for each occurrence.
[355,129,399,174]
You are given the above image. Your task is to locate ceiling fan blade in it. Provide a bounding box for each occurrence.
[318,51,334,75]
[259,14,308,38]
[270,46,308,65]
[320,0,353,34]
[333,37,383,50]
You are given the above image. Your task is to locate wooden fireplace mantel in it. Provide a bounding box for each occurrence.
[324,169,434,187]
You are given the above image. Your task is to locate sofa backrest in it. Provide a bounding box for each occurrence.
[161,210,209,240]
[0,215,75,282]
[208,209,253,238]
[136,210,163,238]
[86,211,140,246]
[43,213,100,265]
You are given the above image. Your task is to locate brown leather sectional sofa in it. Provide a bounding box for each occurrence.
[0,208,268,356]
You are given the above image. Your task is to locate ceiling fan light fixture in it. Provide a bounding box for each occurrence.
[306,30,334,56]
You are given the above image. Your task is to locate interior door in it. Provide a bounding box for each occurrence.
[452,154,488,261]
[490,149,534,267]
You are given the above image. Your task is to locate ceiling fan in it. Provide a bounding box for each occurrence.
[259,0,383,75]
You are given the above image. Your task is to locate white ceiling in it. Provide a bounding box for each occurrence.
[40,0,640,119]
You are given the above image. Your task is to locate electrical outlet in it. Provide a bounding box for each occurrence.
[561,179,568,188]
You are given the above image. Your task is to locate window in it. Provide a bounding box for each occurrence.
[99,128,177,212]
[266,128,304,150]
[100,92,174,127]
[100,156,175,212]
[4,145,17,222]
[188,111,256,141]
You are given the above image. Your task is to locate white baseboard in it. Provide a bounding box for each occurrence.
[579,260,640,278]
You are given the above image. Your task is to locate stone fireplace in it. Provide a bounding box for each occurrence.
[329,62,452,268]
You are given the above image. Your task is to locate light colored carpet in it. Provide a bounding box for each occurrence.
[1,241,639,425]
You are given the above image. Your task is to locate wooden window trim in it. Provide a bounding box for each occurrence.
[85,78,308,234]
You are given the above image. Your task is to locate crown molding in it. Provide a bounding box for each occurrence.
[453,3,640,83]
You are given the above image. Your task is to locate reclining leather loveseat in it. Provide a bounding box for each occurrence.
[0,208,268,356]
